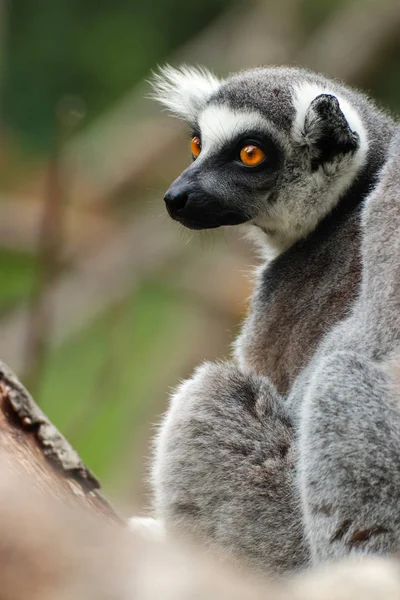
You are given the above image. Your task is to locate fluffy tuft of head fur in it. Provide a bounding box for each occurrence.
[149,64,221,122]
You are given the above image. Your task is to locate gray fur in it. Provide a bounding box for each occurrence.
[147,66,400,574]
[293,129,400,563]
[153,361,308,574]
[154,65,392,249]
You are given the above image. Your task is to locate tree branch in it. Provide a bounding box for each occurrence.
[0,359,120,522]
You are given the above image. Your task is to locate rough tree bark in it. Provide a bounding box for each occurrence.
[0,359,120,523]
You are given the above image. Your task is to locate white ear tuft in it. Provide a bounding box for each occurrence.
[292,82,327,145]
[292,81,368,159]
[149,64,221,122]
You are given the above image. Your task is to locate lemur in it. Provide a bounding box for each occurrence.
[135,66,400,574]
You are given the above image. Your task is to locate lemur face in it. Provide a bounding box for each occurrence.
[153,66,368,245]
[164,103,284,230]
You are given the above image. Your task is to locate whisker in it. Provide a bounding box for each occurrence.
[178,224,194,245]
[199,229,216,250]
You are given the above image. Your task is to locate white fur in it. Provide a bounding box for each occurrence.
[292,81,368,167]
[243,225,282,261]
[152,374,201,493]
[257,154,359,245]
[198,104,289,167]
[150,65,220,122]
[250,82,370,247]
[199,105,267,154]
[254,162,357,250]
[152,364,217,516]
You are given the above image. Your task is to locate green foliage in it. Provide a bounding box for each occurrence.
[299,0,350,35]
[367,42,400,117]
[0,249,36,314]
[37,281,194,490]
[4,0,228,153]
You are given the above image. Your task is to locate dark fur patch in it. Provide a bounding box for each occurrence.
[348,526,389,548]
[330,519,352,543]
[242,201,362,393]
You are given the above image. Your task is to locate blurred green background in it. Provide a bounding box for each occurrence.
[0,0,399,509]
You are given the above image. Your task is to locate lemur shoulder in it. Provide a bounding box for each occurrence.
[133,66,400,575]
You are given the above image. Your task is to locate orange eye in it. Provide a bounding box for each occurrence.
[239,145,266,167]
[191,136,201,158]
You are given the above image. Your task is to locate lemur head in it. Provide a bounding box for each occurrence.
[152,66,369,249]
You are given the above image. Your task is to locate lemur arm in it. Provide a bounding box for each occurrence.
[296,129,400,564]
[152,361,309,574]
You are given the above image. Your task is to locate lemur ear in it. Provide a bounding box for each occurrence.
[149,65,221,123]
[295,92,362,167]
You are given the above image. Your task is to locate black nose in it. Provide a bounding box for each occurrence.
[164,189,188,213]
